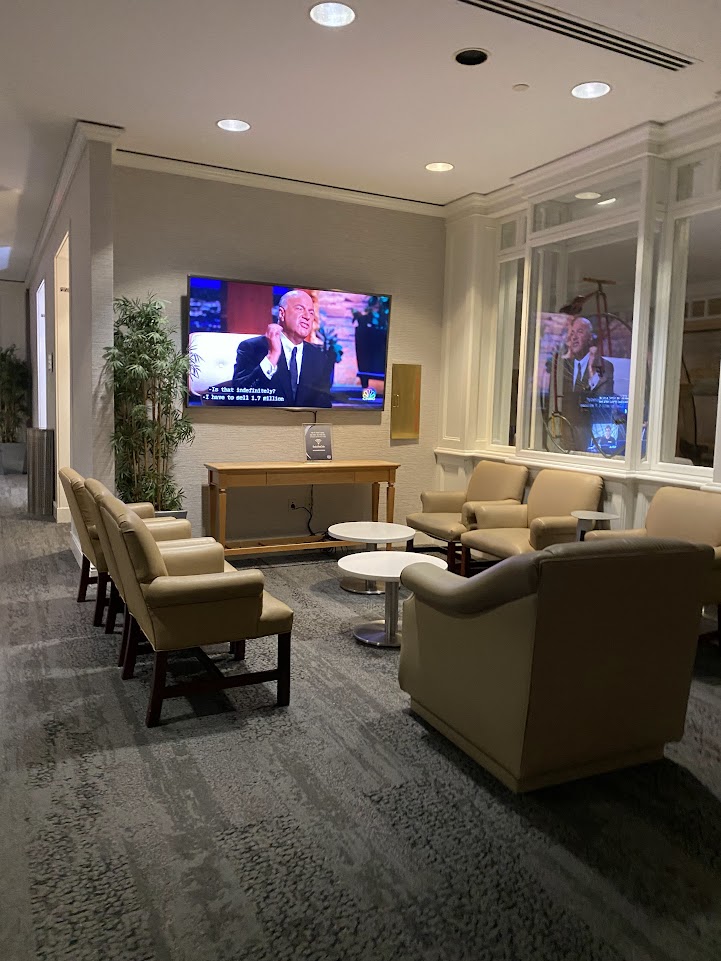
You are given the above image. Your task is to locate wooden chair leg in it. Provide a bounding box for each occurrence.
[231,640,246,661]
[277,632,291,706]
[105,583,122,634]
[93,572,109,627]
[146,652,168,727]
[460,545,470,578]
[447,541,458,573]
[118,610,132,667]
[77,556,91,602]
[122,618,142,680]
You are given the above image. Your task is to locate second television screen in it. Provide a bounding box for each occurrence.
[187,276,390,409]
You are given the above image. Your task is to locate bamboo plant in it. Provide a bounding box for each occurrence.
[104,296,194,510]
[0,345,31,444]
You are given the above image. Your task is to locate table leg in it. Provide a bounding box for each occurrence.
[208,482,217,539]
[219,487,228,548]
[371,482,380,522]
[340,541,384,595]
[386,482,395,523]
[352,579,401,649]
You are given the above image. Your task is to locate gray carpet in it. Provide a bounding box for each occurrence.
[2,474,721,961]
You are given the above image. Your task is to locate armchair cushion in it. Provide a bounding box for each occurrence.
[406,512,466,541]
[585,528,647,541]
[419,490,466,513]
[461,527,532,558]
[461,499,521,528]
[529,515,578,551]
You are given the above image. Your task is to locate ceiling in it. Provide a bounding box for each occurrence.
[1,0,720,282]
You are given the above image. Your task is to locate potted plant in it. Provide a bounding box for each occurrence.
[0,345,31,473]
[316,323,343,384]
[104,296,194,512]
[353,295,390,388]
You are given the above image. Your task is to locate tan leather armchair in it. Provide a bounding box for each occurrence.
[585,485,721,610]
[84,477,217,649]
[60,467,192,626]
[406,461,528,571]
[399,538,711,792]
[99,495,294,727]
[459,468,603,574]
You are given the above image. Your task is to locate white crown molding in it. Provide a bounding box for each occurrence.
[27,121,124,283]
[114,150,447,218]
[662,100,721,158]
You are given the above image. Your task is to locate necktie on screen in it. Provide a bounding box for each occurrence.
[574,360,581,387]
[289,347,298,401]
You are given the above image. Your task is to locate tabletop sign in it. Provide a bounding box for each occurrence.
[304,424,333,460]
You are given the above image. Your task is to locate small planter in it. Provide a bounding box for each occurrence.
[0,442,27,474]
[155,509,188,520]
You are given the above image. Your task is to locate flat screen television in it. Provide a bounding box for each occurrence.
[186,276,391,410]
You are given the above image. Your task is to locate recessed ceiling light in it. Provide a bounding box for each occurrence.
[571,81,611,99]
[217,119,251,132]
[597,197,617,206]
[309,3,355,27]
[512,83,530,92]
[425,162,454,172]
[575,191,601,200]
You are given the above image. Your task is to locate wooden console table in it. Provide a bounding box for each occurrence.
[205,460,400,557]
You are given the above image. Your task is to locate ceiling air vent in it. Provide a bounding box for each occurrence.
[456,0,695,70]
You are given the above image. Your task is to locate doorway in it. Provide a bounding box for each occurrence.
[35,280,47,429]
[54,233,71,520]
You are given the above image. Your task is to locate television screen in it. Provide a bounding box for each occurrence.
[186,276,391,409]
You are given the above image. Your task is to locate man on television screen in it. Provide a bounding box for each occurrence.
[232,289,333,407]
[560,316,615,451]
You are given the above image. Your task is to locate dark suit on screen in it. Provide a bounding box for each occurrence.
[560,354,615,452]
[232,335,333,408]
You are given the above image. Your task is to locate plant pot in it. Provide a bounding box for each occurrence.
[155,509,188,519]
[354,326,387,388]
[0,442,27,474]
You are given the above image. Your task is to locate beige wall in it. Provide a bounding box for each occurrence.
[0,280,27,357]
[112,166,445,538]
[27,140,115,512]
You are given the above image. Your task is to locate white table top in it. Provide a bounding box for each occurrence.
[571,510,620,521]
[338,551,447,582]
[328,522,416,544]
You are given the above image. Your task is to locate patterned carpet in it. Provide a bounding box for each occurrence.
[2,474,721,961]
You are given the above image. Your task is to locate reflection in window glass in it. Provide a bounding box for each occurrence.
[523,231,638,458]
[500,221,517,250]
[492,259,524,445]
[668,208,721,467]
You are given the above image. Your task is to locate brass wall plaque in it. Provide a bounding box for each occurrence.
[390,364,421,440]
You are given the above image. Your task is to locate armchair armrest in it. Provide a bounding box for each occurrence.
[420,489,466,513]
[144,569,265,609]
[462,499,521,528]
[160,542,226,576]
[145,518,193,540]
[469,503,528,530]
[584,528,647,542]
[126,501,155,518]
[400,555,537,616]
[529,515,578,550]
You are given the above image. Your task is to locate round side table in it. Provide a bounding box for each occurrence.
[571,510,619,541]
[338,551,447,648]
[328,521,416,595]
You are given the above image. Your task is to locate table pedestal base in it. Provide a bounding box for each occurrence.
[352,581,400,648]
[340,575,384,595]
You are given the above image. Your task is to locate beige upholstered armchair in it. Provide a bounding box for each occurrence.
[84,478,216,652]
[399,538,711,792]
[585,485,721,612]
[406,461,528,571]
[459,468,603,574]
[100,496,294,727]
[60,467,192,627]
